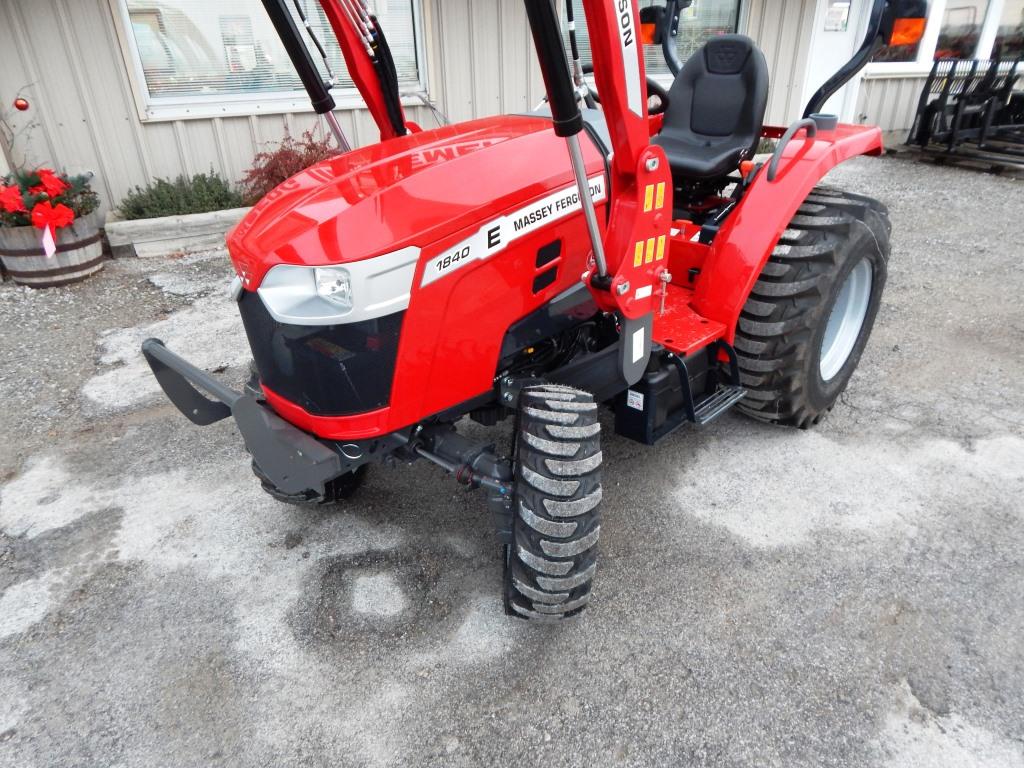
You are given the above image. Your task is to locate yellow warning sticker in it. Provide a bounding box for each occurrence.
[656,182,666,210]
[644,184,655,213]
[645,237,656,264]
[634,241,645,268]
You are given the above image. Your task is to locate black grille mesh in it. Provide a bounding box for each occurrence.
[238,291,403,417]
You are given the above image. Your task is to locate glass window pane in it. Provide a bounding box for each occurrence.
[874,0,932,62]
[564,0,741,78]
[935,0,990,58]
[993,0,1024,58]
[124,0,420,101]
[662,0,741,70]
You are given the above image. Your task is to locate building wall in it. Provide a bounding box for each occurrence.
[1,0,845,215]
[0,0,536,213]
[426,0,546,124]
[856,74,931,144]
[744,0,818,125]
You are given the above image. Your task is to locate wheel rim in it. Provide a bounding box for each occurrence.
[819,258,873,382]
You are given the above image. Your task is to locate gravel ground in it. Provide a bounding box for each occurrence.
[0,154,1022,768]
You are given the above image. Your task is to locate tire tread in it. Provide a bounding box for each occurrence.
[734,187,890,427]
[506,385,601,620]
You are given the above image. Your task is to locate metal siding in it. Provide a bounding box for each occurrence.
[436,0,474,122]
[1,1,58,168]
[743,0,818,125]
[427,0,537,120]
[470,1,502,118]
[856,75,931,142]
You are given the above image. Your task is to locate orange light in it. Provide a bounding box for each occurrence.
[640,23,657,46]
[890,18,925,47]
[739,160,755,177]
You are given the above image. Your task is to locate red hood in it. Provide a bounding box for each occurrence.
[227,115,606,289]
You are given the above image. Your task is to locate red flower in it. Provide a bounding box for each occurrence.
[32,168,69,199]
[30,201,75,232]
[0,184,27,214]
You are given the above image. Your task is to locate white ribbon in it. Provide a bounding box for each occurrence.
[41,225,56,258]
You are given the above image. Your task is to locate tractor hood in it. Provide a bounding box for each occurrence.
[227,115,605,290]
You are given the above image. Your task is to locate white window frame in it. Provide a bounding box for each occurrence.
[107,0,429,122]
[865,0,1011,78]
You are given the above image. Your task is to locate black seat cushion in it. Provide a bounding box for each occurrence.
[653,35,769,181]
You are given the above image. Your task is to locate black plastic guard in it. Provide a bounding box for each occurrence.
[142,338,234,426]
[232,396,341,497]
[141,337,343,497]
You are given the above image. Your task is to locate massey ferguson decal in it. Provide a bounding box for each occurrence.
[421,176,608,287]
[615,0,643,117]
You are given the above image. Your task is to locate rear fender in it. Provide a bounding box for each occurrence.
[690,123,883,340]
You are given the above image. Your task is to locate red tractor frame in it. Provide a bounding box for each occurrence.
[143,0,924,620]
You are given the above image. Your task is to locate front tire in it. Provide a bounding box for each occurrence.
[505,384,602,621]
[735,187,891,427]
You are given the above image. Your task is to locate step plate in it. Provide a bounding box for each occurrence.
[651,283,727,356]
[693,385,746,426]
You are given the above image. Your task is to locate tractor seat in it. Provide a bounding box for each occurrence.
[653,35,769,182]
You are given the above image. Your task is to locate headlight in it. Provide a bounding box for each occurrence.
[255,246,420,326]
[314,267,353,311]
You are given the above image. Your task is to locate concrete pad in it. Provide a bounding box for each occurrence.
[0,155,1022,767]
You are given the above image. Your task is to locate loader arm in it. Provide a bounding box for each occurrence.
[318,0,409,140]
[525,0,673,332]
[261,0,408,145]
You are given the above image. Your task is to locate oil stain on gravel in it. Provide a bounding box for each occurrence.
[296,543,486,652]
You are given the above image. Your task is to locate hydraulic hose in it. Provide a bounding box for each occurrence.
[261,0,336,114]
[565,0,597,109]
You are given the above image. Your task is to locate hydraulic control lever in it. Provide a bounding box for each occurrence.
[524,0,609,281]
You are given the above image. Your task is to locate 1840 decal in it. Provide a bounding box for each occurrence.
[422,176,607,287]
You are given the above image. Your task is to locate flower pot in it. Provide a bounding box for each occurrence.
[0,211,105,288]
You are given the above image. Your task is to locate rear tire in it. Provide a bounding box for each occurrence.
[505,384,602,621]
[735,187,891,427]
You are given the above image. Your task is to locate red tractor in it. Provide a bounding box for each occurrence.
[143,0,924,620]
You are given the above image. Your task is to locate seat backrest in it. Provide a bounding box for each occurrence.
[661,35,769,158]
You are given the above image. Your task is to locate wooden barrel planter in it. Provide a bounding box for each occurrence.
[0,211,105,288]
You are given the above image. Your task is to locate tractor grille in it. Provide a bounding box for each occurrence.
[237,290,403,417]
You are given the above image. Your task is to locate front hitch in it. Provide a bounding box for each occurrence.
[142,338,343,496]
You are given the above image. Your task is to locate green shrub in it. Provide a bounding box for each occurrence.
[117,172,245,220]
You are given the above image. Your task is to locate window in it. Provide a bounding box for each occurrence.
[874,0,933,61]
[870,0,1023,70]
[936,0,990,57]
[663,0,742,68]
[993,0,1024,57]
[563,0,742,79]
[114,0,423,119]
